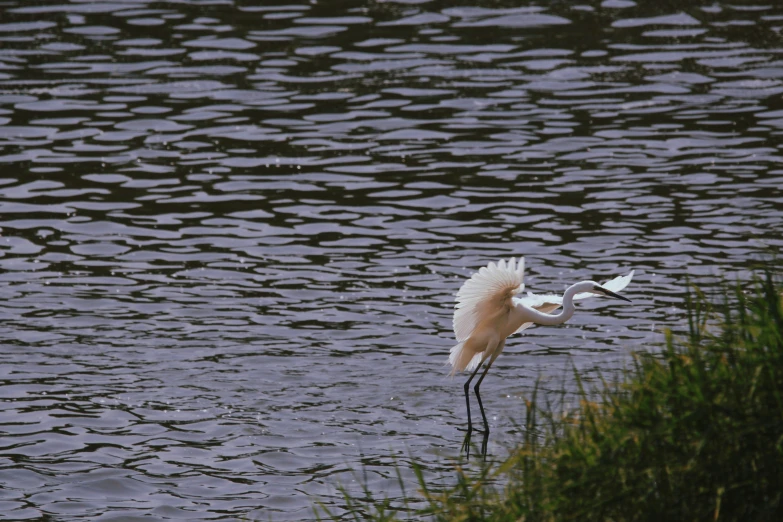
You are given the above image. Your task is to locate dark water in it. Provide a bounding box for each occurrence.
[0,0,781,519]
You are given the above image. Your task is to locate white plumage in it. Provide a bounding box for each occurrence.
[449,257,526,374]
[449,259,634,375]
[453,257,525,341]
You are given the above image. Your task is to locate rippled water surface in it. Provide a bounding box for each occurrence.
[1,0,782,519]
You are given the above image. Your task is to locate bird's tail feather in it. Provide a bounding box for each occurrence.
[448,341,484,376]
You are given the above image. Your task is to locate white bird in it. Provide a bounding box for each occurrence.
[450,257,633,457]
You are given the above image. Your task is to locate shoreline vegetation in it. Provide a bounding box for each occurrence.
[320,269,783,521]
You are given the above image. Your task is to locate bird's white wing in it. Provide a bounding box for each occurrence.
[453,257,525,342]
[511,270,634,335]
[574,270,634,300]
[596,270,634,293]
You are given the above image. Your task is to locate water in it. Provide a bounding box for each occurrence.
[0,0,782,519]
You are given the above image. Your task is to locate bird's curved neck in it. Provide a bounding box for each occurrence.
[523,283,583,326]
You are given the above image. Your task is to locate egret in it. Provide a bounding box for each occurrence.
[450,257,633,458]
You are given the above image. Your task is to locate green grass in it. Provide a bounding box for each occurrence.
[320,269,783,521]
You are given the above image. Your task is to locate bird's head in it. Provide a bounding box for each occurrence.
[586,282,631,302]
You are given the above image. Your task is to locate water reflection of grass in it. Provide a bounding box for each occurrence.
[319,268,783,521]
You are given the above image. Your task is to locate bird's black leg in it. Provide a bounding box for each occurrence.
[473,358,495,458]
[460,362,484,459]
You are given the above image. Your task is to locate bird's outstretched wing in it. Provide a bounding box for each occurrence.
[577,270,634,299]
[453,257,525,342]
[511,270,634,335]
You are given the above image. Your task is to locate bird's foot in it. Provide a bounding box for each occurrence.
[480,430,489,459]
[460,429,472,459]
[458,427,490,461]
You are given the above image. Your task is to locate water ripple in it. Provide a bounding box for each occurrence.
[0,0,782,520]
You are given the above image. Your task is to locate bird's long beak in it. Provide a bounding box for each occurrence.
[594,285,631,302]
